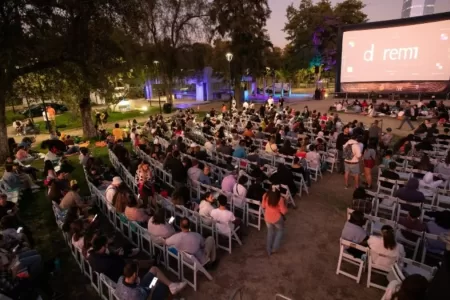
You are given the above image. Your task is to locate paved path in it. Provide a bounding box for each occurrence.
[10,98,419,145]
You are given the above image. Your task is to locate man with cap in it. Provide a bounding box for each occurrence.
[106,176,122,204]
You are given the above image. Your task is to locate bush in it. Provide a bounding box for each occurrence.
[162,103,172,114]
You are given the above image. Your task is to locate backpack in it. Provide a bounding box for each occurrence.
[343,143,355,160]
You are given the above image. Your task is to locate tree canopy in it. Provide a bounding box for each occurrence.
[284,0,367,72]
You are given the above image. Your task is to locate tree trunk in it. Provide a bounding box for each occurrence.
[281,81,284,97]
[0,92,10,162]
[79,96,97,138]
[289,81,292,97]
[263,76,267,97]
[272,76,276,96]
[24,97,34,123]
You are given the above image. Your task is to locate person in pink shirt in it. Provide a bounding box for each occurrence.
[262,185,288,256]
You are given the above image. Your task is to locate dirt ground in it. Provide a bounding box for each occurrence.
[179,171,382,300]
[21,97,414,300]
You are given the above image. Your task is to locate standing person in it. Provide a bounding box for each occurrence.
[363,142,377,189]
[368,120,382,148]
[279,97,284,108]
[42,109,50,130]
[343,136,362,189]
[397,103,415,130]
[336,126,351,174]
[261,185,288,256]
[46,105,56,130]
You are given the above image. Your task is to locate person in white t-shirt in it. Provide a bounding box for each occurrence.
[210,195,239,235]
[267,96,274,107]
[204,137,215,152]
[367,225,405,270]
[199,192,215,222]
[242,101,249,110]
[265,136,278,153]
[305,144,321,169]
[147,209,175,239]
[232,177,248,208]
[343,138,362,189]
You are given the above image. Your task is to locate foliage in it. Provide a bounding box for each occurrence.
[284,0,367,72]
[138,0,210,102]
[209,0,272,104]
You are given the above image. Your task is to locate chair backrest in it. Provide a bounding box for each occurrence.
[340,238,369,254]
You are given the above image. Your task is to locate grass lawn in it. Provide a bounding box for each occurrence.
[35,108,159,131]
[15,144,114,299]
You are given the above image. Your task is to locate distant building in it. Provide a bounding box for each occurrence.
[401,0,450,18]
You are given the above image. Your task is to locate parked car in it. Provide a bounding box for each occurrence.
[20,103,68,118]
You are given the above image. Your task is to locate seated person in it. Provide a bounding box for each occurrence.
[0,194,17,220]
[2,164,23,190]
[59,184,90,210]
[426,210,450,254]
[341,210,368,257]
[79,147,91,166]
[165,218,216,265]
[147,209,175,239]
[115,262,187,299]
[367,225,405,269]
[15,146,34,164]
[198,165,212,185]
[246,177,266,202]
[105,177,122,204]
[305,145,321,169]
[199,192,216,222]
[380,161,400,189]
[395,178,425,204]
[419,172,444,190]
[232,176,248,208]
[124,196,150,223]
[210,195,240,236]
[398,207,426,242]
[88,168,110,189]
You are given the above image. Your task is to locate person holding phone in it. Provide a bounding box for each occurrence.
[114,262,186,299]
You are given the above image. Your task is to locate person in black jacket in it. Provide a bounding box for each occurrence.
[163,150,187,187]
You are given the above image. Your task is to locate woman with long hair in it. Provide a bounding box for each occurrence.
[368,225,405,269]
[113,185,130,214]
[261,185,288,256]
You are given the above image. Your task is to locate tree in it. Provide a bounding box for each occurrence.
[284,0,367,74]
[138,0,210,103]
[209,0,272,106]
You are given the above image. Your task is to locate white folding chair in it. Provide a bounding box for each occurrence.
[397,258,437,281]
[335,238,369,283]
[367,215,396,236]
[367,250,398,290]
[395,224,423,261]
[166,246,181,279]
[435,189,450,208]
[377,177,397,196]
[246,198,263,231]
[307,163,322,182]
[375,195,398,220]
[421,232,445,263]
[215,222,242,254]
[100,274,117,300]
[151,235,167,268]
[181,252,213,291]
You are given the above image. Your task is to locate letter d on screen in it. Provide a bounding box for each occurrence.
[364,44,375,62]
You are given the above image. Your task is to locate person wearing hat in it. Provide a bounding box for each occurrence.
[106,176,122,204]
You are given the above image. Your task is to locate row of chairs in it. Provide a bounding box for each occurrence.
[336,238,436,290]
[51,198,120,300]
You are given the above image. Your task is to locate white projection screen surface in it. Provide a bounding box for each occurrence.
[340,20,450,83]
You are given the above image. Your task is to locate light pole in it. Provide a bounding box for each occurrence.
[226,52,233,109]
[153,60,162,114]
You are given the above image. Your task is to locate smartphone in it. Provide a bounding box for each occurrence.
[12,244,20,253]
[92,214,98,222]
[16,227,23,233]
[168,216,175,224]
[149,277,158,289]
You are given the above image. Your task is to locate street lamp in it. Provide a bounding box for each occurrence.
[153,60,162,114]
[225,52,233,109]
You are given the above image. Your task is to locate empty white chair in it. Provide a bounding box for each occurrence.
[336,238,369,283]
[246,198,263,231]
[180,251,213,291]
[395,224,423,261]
[377,177,397,196]
[215,222,242,254]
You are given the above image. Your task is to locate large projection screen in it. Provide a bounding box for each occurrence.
[337,14,450,93]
